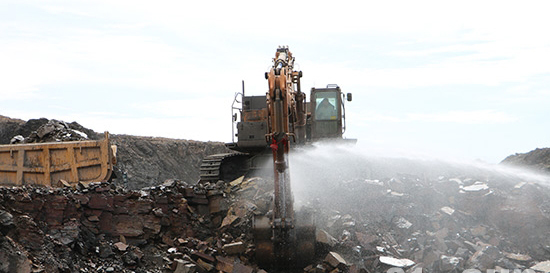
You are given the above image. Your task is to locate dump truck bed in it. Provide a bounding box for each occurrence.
[0,132,116,187]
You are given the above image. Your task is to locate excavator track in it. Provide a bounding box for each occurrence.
[199,153,250,183]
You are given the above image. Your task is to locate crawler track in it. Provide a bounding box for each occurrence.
[199,153,250,183]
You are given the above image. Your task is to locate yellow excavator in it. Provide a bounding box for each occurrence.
[201,46,353,267]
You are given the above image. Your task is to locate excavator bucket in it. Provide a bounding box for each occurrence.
[253,210,315,269]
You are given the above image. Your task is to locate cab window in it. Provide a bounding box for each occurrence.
[314,92,338,120]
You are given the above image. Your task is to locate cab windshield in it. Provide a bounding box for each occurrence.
[314,92,338,120]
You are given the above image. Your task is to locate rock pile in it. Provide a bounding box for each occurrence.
[185,164,550,273]
[2,152,550,273]
[0,179,262,273]
[284,162,550,273]
[2,115,550,272]
[8,119,91,144]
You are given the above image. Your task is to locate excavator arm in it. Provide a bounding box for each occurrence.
[253,47,315,268]
[266,47,295,229]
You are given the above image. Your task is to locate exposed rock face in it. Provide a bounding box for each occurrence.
[501,148,550,173]
[0,180,235,273]
[0,236,31,273]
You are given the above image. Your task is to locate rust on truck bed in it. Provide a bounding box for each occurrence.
[0,132,116,187]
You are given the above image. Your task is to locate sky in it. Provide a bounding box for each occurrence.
[1,1,549,163]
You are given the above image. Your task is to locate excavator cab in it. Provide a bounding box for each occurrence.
[309,84,352,141]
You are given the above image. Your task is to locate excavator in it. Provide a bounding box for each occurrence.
[200,46,353,268]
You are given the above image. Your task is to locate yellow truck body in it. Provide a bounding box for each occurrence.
[0,132,116,187]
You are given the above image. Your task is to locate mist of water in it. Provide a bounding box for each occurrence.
[287,140,550,208]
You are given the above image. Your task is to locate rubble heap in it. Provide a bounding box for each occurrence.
[0,179,261,273]
[285,150,550,273]
[301,175,550,272]
[212,165,550,273]
[9,119,89,144]
[2,115,550,272]
[2,149,550,273]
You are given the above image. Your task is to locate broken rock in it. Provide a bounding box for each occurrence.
[504,252,532,263]
[233,262,254,273]
[216,256,235,273]
[0,236,32,273]
[440,206,455,216]
[467,245,502,271]
[98,242,115,258]
[437,255,464,272]
[316,229,338,248]
[114,242,128,252]
[196,258,215,272]
[531,261,550,272]
[461,181,489,192]
[325,252,348,268]
[222,241,246,255]
[0,210,14,235]
[221,215,239,228]
[174,260,196,273]
[379,256,415,268]
[394,217,412,229]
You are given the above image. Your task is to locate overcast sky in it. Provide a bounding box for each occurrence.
[1,1,549,163]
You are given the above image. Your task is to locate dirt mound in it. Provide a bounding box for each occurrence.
[501,148,550,173]
[0,115,25,145]
[111,135,229,189]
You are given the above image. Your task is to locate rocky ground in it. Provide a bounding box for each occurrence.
[1,116,550,273]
